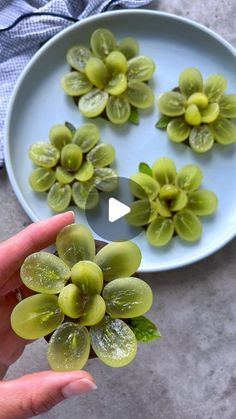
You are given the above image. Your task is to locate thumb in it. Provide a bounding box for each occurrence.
[0,370,96,418]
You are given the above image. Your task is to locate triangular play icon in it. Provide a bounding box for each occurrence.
[108,198,131,223]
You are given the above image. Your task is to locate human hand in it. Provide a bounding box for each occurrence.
[0,212,97,418]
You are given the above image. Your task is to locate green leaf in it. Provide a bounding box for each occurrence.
[129,107,139,125]
[138,162,153,177]
[155,115,172,130]
[65,121,76,134]
[129,316,161,343]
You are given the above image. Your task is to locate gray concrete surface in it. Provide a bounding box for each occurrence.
[1,0,236,418]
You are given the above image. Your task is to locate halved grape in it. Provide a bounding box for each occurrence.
[106,96,131,124]
[105,51,128,74]
[157,92,186,116]
[146,217,174,247]
[126,199,158,226]
[93,168,118,192]
[90,28,116,60]
[173,209,202,242]
[87,143,115,168]
[152,157,177,186]
[203,74,227,102]
[201,103,220,123]
[130,173,160,200]
[185,104,202,126]
[167,117,191,143]
[85,57,109,89]
[126,81,154,109]
[170,190,188,211]
[74,161,94,182]
[189,125,214,153]
[11,294,64,339]
[58,284,83,319]
[56,224,95,268]
[187,92,208,109]
[127,56,155,82]
[29,167,55,192]
[47,322,90,371]
[79,295,106,326]
[61,71,92,96]
[179,68,203,97]
[105,73,127,96]
[219,94,236,118]
[66,45,92,72]
[159,184,178,201]
[155,197,172,217]
[71,260,103,295]
[90,317,137,367]
[72,181,99,210]
[55,166,74,184]
[175,164,203,192]
[187,190,218,215]
[72,123,100,152]
[47,183,72,212]
[210,117,236,145]
[61,144,83,171]
[49,125,72,151]
[29,142,60,168]
[20,252,71,293]
[79,89,109,117]
[95,241,141,282]
[119,37,139,59]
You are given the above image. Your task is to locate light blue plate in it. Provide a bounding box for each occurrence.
[5,10,236,272]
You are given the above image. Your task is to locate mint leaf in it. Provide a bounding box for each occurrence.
[155,115,171,129]
[129,107,139,125]
[129,316,161,343]
[65,121,76,134]
[139,162,153,177]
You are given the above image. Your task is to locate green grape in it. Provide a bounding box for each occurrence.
[95,241,141,282]
[61,144,83,171]
[106,96,131,124]
[179,68,203,97]
[21,251,70,293]
[55,166,74,184]
[47,322,90,371]
[159,184,178,201]
[74,161,94,182]
[167,117,191,143]
[210,117,236,145]
[29,142,60,168]
[93,168,118,192]
[61,71,92,96]
[219,94,236,118]
[105,51,128,74]
[29,167,56,192]
[72,123,100,152]
[105,73,127,96]
[126,81,154,109]
[11,294,64,339]
[157,92,186,117]
[79,89,109,117]
[49,125,72,151]
[87,143,115,168]
[66,45,92,72]
[203,74,227,102]
[201,103,220,123]
[187,92,209,109]
[58,284,83,319]
[152,157,177,186]
[170,189,188,211]
[71,260,103,295]
[56,224,95,268]
[175,164,203,192]
[189,125,214,152]
[146,217,174,247]
[185,104,202,126]
[90,28,116,60]
[127,56,155,82]
[119,37,139,59]
[155,197,172,217]
[47,183,72,212]
[79,295,106,326]
[85,57,109,89]
[103,277,153,319]
[187,190,218,215]
[126,199,158,226]
[173,209,202,242]
[90,316,137,368]
[72,181,99,210]
[130,173,160,200]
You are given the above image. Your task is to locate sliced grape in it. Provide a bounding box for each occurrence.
[106,96,131,124]
[155,197,172,217]
[210,117,236,145]
[90,28,116,60]
[173,209,202,242]
[29,167,55,192]
[175,164,203,192]
[72,181,99,210]
[93,168,118,192]
[127,56,155,82]
[61,71,92,96]
[29,142,59,168]
[47,322,90,371]
[61,144,83,171]
[72,123,100,152]
[49,125,72,151]
[130,173,160,200]
[11,294,64,339]
[87,143,115,168]
[90,317,137,367]
[185,104,202,126]
[58,284,83,319]
[189,125,214,153]
[105,73,127,96]
[146,217,174,247]
[126,81,154,109]
[201,103,220,123]
[203,74,227,102]
[187,190,218,215]
[66,45,92,72]
[179,68,203,97]
[126,199,158,226]
[170,189,188,211]
[71,260,103,295]
[74,161,94,182]
[152,157,177,186]
[187,92,208,109]
[56,224,95,268]
[55,166,74,184]
[157,92,186,117]
[219,94,236,118]
[79,295,106,326]
[159,184,178,201]
[167,117,191,143]
[95,241,141,282]
[85,57,109,89]
[79,89,108,117]
[119,37,139,59]
[105,51,128,74]
[47,183,71,212]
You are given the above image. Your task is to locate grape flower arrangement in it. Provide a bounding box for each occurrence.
[10,224,160,371]
[156,67,236,152]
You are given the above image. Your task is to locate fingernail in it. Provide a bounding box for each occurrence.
[65,210,75,218]
[62,378,97,398]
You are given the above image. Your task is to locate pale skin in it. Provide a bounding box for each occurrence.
[0,212,96,419]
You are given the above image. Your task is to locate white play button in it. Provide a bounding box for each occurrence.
[108,198,131,223]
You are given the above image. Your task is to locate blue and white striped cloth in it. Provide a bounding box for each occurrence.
[0,0,153,168]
